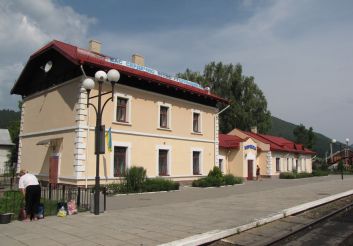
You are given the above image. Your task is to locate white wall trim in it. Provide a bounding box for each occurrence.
[110,141,131,177]
[156,145,172,177]
[114,92,132,124]
[191,109,203,134]
[218,155,225,173]
[191,147,204,175]
[20,126,215,143]
[20,126,77,137]
[157,101,172,130]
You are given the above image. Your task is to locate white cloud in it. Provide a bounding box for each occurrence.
[0,0,95,109]
[96,0,353,142]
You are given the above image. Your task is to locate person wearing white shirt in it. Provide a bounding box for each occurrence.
[18,170,41,221]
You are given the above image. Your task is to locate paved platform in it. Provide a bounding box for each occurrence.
[1,175,353,246]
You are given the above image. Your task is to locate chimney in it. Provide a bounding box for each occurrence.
[205,87,211,94]
[251,126,258,134]
[132,54,145,66]
[88,40,101,53]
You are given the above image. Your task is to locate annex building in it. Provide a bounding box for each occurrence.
[11,40,228,186]
[219,127,315,179]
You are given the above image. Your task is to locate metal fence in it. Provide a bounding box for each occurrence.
[0,183,105,220]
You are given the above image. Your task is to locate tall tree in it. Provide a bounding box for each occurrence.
[6,101,22,169]
[178,62,271,133]
[293,124,316,149]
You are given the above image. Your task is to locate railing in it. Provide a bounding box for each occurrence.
[0,183,106,220]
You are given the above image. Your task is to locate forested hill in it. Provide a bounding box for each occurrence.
[0,109,20,128]
[268,116,332,157]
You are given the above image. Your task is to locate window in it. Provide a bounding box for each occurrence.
[193,112,200,132]
[159,149,169,176]
[287,158,289,171]
[276,158,280,172]
[114,147,127,177]
[116,97,128,122]
[193,151,201,175]
[160,106,169,128]
[114,93,131,124]
[219,159,224,173]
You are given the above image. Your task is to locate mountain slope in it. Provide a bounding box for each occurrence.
[0,109,20,128]
[268,116,332,157]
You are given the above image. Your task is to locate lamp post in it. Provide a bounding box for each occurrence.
[330,139,336,164]
[346,138,350,166]
[82,69,120,215]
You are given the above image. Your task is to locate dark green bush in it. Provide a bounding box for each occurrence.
[280,172,313,179]
[105,183,127,194]
[125,166,147,192]
[224,174,244,185]
[312,170,329,176]
[296,172,313,178]
[279,172,296,179]
[208,166,223,178]
[143,178,179,192]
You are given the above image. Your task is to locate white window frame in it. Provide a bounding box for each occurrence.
[218,155,225,173]
[114,92,132,125]
[191,109,202,134]
[156,145,172,176]
[110,142,131,178]
[191,147,203,175]
[157,102,172,130]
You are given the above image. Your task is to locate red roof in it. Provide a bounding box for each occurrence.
[26,40,227,104]
[219,134,243,149]
[241,130,315,155]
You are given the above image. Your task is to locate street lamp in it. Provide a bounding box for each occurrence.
[82,69,120,215]
[330,139,336,163]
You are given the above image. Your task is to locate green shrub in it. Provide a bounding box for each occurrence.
[312,170,329,176]
[125,166,147,192]
[208,166,223,178]
[224,174,243,185]
[143,178,179,192]
[279,172,296,179]
[296,172,313,178]
[280,172,313,179]
[105,183,127,194]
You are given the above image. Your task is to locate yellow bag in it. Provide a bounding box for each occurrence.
[57,207,67,217]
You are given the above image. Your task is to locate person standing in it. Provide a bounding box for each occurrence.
[256,165,261,181]
[18,170,41,221]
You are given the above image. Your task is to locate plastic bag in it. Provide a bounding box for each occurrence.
[57,206,67,217]
[67,200,78,215]
[36,203,45,219]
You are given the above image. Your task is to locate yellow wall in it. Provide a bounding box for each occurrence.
[19,77,218,185]
[22,78,80,133]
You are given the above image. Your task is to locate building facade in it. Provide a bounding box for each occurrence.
[219,128,315,179]
[11,40,227,186]
[0,129,14,174]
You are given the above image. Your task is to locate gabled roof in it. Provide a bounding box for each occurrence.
[241,130,315,155]
[219,134,243,149]
[0,129,14,146]
[12,40,227,106]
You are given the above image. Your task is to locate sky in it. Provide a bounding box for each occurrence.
[0,0,352,145]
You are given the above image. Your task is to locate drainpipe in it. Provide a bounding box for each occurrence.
[214,105,231,166]
[80,65,89,188]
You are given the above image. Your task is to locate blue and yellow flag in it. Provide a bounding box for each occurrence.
[105,127,112,152]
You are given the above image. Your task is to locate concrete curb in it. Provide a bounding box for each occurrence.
[159,189,353,246]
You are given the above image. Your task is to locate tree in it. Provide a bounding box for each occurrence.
[178,62,271,133]
[293,124,316,149]
[6,101,22,171]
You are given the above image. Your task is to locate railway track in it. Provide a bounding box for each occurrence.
[207,195,353,246]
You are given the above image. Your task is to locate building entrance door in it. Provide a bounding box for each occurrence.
[49,155,59,184]
[247,160,254,180]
